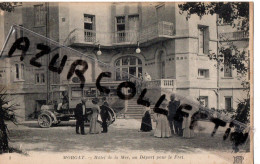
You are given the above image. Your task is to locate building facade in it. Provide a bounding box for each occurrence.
[0,2,249,120]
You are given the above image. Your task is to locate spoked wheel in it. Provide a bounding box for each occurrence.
[38,113,52,128]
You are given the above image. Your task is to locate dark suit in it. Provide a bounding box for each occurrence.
[74,103,85,134]
[100,102,109,132]
[168,100,180,134]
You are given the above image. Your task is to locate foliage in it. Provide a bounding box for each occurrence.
[0,88,18,153]
[0,2,14,12]
[232,98,250,124]
[178,2,250,124]
[208,40,249,77]
[178,2,249,32]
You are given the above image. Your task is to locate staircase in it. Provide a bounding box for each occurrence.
[123,98,154,119]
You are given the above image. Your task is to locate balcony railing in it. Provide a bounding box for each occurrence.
[69,21,174,46]
[219,31,249,41]
[114,30,138,44]
[84,29,96,42]
[113,21,174,44]
[139,21,174,43]
[65,29,97,45]
[144,79,176,89]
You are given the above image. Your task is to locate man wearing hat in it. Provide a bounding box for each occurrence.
[100,97,109,133]
[168,94,180,135]
[74,98,87,135]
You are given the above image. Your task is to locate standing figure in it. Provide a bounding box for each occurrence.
[154,99,172,138]
[140,106,152,132]
[100,97,109,133]
[143,72,151,81]
[74,98,87,135]
[61,91,69,113]
[167,94,180,135]
[180,104,198,138]
[89,98,102,134]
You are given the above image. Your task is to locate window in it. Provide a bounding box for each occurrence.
[0,70,4,82]
[198,26,209,54]
[19,25,23,38]
[34,5,45,27]
[41,73,45,83]
[115,56,142,81]
[128,15,139,31]
[15,25,23,40]
[14,63,24,80]
[71,89,82,98]
[198,69,209,78]
[224,63,232,77]
[21,64,24,79]
[116,16,125,24]
[128,15,139,42]
[83,87,97,97]
[12,2,22,7]
[225,97,232,110]
[84,14,96,42]
[35,72,45,84]
[35,73,40,83]
[224,53,232,77]
[116,16,126,42]
[15,64,19,79]
[218,17,232,25]
[199,96,208,107]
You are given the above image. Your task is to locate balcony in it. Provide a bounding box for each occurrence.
[139,21,174,45]
[84,30,96,42]
[219,31,249,41]
[144,79,176,90]
[113,21,174,45]
[68,21,174,46]
[113,30,138,45]
[66,29,98,46]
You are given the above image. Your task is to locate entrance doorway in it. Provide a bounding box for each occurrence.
[36,100,46,111]
[157,50,165,79]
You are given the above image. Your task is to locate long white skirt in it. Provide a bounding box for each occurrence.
[154,114,171,138]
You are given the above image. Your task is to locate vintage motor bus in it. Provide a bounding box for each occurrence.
[37,82,125,128]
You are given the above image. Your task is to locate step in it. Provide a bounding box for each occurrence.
[124,114,144,117]
[127,107,144,110]
[125,109,143,112]
[125,111,144,114]
[127,105,144,108]
[127,103,140,106]
[124,115,143,118]
[127,107,143,109]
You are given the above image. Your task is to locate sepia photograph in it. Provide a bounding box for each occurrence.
[0,1,253,164]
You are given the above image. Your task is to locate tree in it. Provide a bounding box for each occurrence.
[178,2,250,124]
[178,2,249,32]
[0,2,14,12]
[0,88,18,153]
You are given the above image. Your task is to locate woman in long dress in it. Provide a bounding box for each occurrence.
[153,99,171,138]
[140,106,152,132]
[181,105,199,138]
[89,98,102,134]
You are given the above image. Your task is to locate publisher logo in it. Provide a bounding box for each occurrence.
[233,156,244,164]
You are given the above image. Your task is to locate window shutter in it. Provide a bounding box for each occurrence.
[93,16,96,31]
[204,27,209,54]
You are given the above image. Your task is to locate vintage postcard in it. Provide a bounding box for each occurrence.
[0,2,253,164]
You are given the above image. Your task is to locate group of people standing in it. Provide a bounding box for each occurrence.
[74,97,110,135]
[140,94,195,138]
[73,93,195,138]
